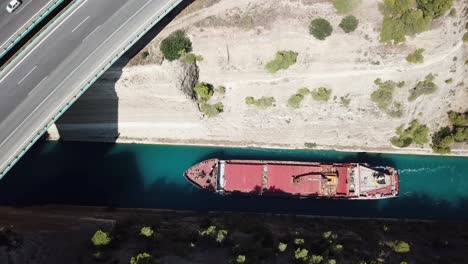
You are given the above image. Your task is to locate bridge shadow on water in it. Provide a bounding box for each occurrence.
[1,141,468,221]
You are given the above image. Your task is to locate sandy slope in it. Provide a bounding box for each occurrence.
[49,0,468,156]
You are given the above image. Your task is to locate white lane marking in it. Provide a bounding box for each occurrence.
[0,0,89,84]
[1,0,54,48]
[17,65,37,85]
[28,76,48,95]
[1,0,175,167]
[82,25,100,42]
[16,0,32,14]
[71,15,89,32]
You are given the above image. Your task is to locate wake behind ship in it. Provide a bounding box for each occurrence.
[184,159,399,199]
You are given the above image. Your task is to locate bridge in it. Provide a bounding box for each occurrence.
[0,0,184,179]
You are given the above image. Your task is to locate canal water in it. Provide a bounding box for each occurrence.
[0,141,467,220]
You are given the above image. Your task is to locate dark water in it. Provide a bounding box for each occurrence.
[0,141,467,220]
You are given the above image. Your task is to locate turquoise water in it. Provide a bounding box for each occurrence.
[0,141,467,219]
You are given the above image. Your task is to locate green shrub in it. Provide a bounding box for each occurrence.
[311,87,332,102]
[391,120,429,147]
[408,74,437,101]
[309,18,333,40]
[199,225,217,236]
[91,230,111,247]
[380,0,411,17]
[278,242,288,252]
[386,241,411,253]
[245,96,276,108]
[130,253,153,264]
[245,96,255,105]
[265,51,298,73]
[216,86,226,95]
[406,49,425,64]
[310,255,324,264]
[294,238,305,245]
[194,82,214,102]
[448,111,468,126]
[236,255,246,264]
[380,17,406,44]
[401,9,432,35]
[463,32,468,42]
[445,78,453,84]
[333,0,361,14]
[328,260,337,264]
[432,127,454,154]
[182,53,203,64]
[294,248,309,261]
[199,102,223,118]
[297,88,310,96]
[339,15,359,33]
[304,142,317,148]
[288,94,304,108]
[160,30,192,61]
[371,79,397,110]
[416,0,454,18]
[454,127,468,142]
[216,229,228,243]
[140,227,154,237]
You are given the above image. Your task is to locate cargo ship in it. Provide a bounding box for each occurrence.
[184,159,399,199]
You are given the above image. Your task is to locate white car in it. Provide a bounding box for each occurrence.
[6,0,21,13]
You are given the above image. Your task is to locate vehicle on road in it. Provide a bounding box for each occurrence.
[185,159,399,199]
[6,0,21,13]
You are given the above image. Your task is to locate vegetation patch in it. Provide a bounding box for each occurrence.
[408,74,437,102]
[304,142,317,148]
[265,51,298,74]
[390,120,429,147]
[339,15,359,33]
[288,88,310,108]
[449,111,468,126]
[406,49,425,64]
[311,87,332,102]
[416,0,454,18]
[91,230,111,247]
[385,240,411,253]
[309,18,333,40]
[193,82,224,118]
[130,252,153,264]
[370,78,404,117]
[379,0,440,44]
[333,0,361,14]
[463,32,468,42]
[182,53,204,64]
[160,30,192,61]
[340,94,351,108]
[432,126,454,154]
[245,96,276,109]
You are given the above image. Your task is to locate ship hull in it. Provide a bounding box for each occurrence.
[184,159,399,200]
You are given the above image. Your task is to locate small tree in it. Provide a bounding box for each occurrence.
[294,248,309,261]
[140,227,154,237]
[265,51,298,73]
[416,0,454,18]
[288,94,304,108]
[236,255,246,264]
[278,242,288,252]
[401,9,431,36]
[448,111,468,126]
[406,49,425,64]
[130,253,154,264]
[380,17,406,44]
[91,230,111,247]
[160,30,192,61]
[432,127,454,154]
[193,82,214,102]
[311,87,332,102]
[339,15,359,33]
[309,18,333,40]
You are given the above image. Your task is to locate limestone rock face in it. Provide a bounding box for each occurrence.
[173,61,199,101]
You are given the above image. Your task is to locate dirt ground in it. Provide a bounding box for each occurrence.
[1,206,468,264]
[49,0,468,156]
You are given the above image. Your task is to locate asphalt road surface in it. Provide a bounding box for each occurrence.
[0,0,64,59]
[0,0,182,177]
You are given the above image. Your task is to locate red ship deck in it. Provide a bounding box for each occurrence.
[224,163,263,192]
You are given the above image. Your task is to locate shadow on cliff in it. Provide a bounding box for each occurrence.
[54,0,196,142]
